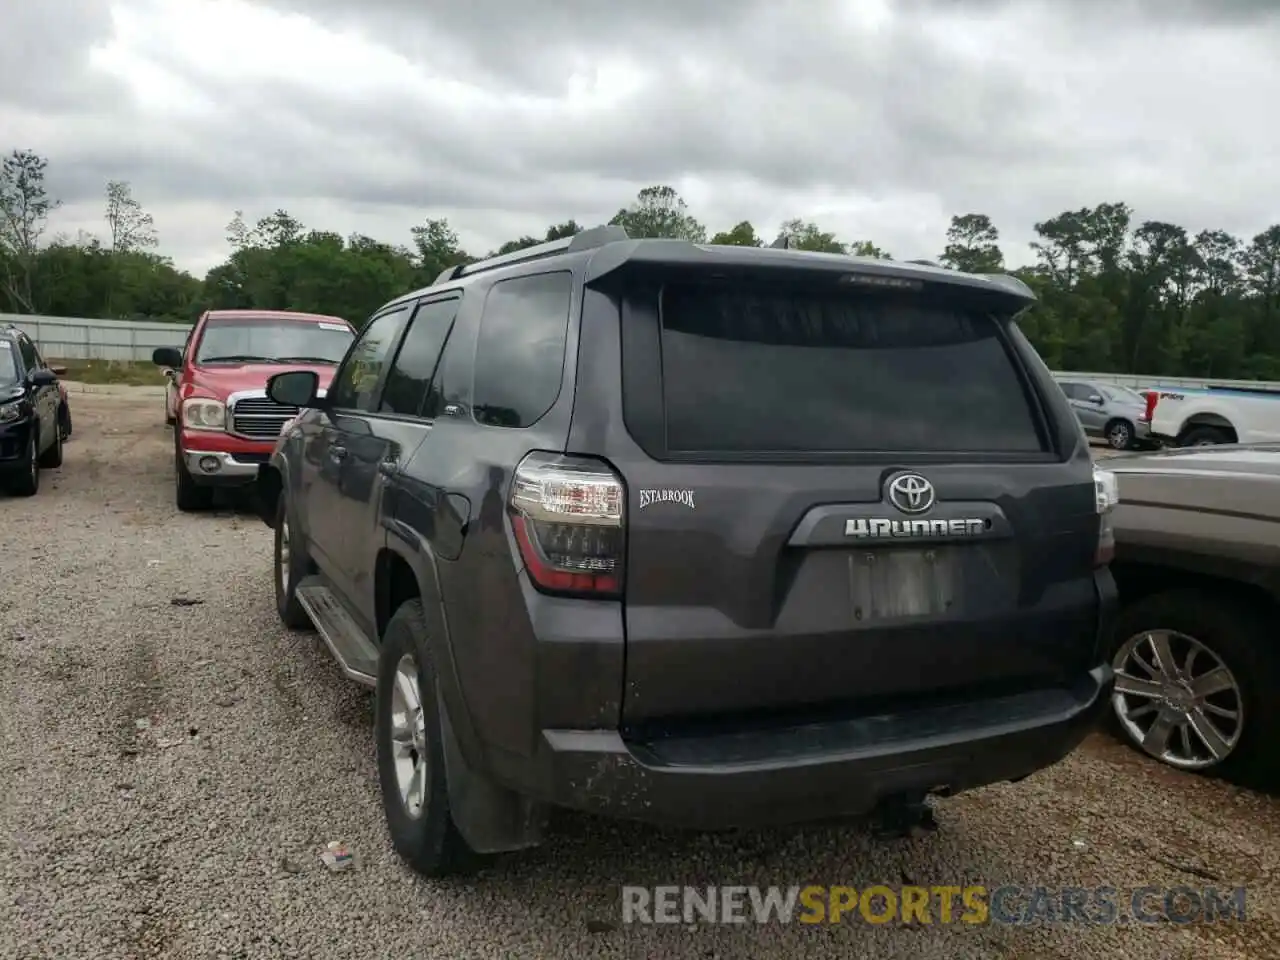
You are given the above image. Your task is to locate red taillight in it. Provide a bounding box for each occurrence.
[1142,390,1157,424]
[509,452,625,598]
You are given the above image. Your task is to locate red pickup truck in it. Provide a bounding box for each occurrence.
[152,309,355,511]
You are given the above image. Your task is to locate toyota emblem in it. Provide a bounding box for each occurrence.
[887,473,935,514]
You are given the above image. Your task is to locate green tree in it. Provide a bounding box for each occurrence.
[410,217,472,285]
[849,240,892,259]
[710,221,762,246]
[610,185,706,241]
[544,219,582,241]
[105,180,157,253]
[939,213,1003,273]
[776,218,845,253]
[493,235,541,256]
[0,149,58,313]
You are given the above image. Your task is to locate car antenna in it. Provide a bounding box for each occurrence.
[769,233,791,249]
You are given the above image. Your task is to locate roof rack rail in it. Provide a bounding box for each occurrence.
[431,224,630,286]
[904,258,941,267]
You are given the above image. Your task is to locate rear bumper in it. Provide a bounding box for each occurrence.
[532,664,1113,830]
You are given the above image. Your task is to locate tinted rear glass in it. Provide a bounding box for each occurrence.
[658,281,1044,454]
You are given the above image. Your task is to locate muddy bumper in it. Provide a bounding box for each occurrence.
[535,664,1113,830]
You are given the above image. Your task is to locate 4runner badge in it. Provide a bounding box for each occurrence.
[638,489,695,510]
[845,517,986,539]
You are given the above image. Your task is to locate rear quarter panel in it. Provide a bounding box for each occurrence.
[1112,469,1280,594]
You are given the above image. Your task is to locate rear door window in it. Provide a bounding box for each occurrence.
[656,280,1045,455]
[379,297,461,417]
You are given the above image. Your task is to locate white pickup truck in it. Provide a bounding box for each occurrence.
[1146,385,1280,446]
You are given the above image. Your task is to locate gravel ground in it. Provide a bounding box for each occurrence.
[2,393,1278,959]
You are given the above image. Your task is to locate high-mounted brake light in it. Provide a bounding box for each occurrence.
[1093,466,1119,566]
[509,452,626,597]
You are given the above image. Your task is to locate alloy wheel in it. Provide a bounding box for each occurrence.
[277,513,291,595]
[1111,629,1244,770]
[388,654,429,817]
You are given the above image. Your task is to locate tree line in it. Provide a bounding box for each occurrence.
[3,148,1279,378]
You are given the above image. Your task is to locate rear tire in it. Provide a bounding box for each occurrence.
[273,491,312,629]
[375,600,476,877]
[174,440,214,512]
[8,433,39,497]
[1109,590,1279,787]
[1180,425,1232,447]
[59,403,72,440]
[1105,419,1134,451]
[39,425,63,468]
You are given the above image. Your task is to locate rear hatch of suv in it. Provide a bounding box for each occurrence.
[571,252,1104,738]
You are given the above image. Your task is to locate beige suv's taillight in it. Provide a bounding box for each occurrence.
[1094,467,1119,566]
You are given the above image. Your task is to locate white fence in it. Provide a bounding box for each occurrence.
[4,313,1280,392]
[1,313,191,362]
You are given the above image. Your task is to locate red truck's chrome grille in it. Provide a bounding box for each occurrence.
[230,396,298,439]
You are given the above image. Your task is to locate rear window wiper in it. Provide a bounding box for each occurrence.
[200,354,276,363]
[273,356,339,365]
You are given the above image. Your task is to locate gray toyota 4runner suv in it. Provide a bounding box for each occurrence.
[255,225,1119,876]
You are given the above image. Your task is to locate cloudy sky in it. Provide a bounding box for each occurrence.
[3,0,1278,275]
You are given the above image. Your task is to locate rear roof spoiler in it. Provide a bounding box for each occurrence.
[581,241,1037,303]
[425,224,1035,304]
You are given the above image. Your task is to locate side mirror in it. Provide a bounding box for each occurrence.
[153,347,183,368]
[49,364,67,376]
[1088,394,1105,405]
[267,370,322,408]
[29,369,58,388]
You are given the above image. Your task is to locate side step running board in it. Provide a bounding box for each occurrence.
[295,577,379,686]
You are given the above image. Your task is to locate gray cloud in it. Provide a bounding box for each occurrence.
[0,0,124,110]
[904,0,1280,24]
[3,0,1279,274]
[255,0,780,92]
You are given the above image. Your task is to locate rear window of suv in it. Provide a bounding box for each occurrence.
[657,280,1044,454]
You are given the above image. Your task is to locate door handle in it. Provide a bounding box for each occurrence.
[378,460,396,478]
[329,446,348,461]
